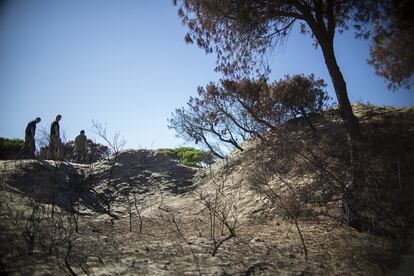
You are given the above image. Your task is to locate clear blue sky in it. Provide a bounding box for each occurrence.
[1,0,413,150]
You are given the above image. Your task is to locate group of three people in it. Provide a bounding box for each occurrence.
[24,115,87,162]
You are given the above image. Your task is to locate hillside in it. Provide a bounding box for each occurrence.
[1,105,413,275]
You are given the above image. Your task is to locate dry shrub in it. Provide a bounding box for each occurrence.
[248,109,414,238]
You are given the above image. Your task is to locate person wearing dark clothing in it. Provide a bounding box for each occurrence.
[74,130,87,163]
[49,114,62,160]
[23,117,41,158]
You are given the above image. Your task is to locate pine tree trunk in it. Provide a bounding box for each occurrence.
[319,37,368,230]
[319,40,361,141]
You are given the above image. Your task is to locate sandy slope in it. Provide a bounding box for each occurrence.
[1,105,413,275]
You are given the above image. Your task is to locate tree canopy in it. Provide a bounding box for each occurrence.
[174,0,413,144]
[169,74,330,157]
[159,147,215,167]
[173,0,358,142]
[367,0,414,90]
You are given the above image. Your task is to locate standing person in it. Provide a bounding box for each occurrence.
[23,117,41,158]
[74,130,87,163]
[49,114,62,160]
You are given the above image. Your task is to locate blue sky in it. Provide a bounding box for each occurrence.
[1,0,413,150]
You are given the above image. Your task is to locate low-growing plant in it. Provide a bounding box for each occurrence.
[159,147,215,167]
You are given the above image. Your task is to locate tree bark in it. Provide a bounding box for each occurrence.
[318,34,368,230]
[295,0,360,140]
[319,38,362,142]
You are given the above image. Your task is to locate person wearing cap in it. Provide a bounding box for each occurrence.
[23,117,41,158]
[49,114,62,160]
[74,130,87,163]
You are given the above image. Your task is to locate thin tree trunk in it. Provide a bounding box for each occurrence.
[319,39,361,142]
[319,36,368,230]
[298,108,316,132]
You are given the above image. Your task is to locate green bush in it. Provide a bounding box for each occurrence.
[39,139,111,163]
[0,137,24,160]
[158,148,179,160]
[159,147,215,167]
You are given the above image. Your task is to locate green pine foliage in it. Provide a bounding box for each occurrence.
[159,147,214,168]
[0,137,24,160]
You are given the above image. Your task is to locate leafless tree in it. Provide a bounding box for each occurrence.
[87,120,126,218]
[168,214,201,276]
[193,163,241,256]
